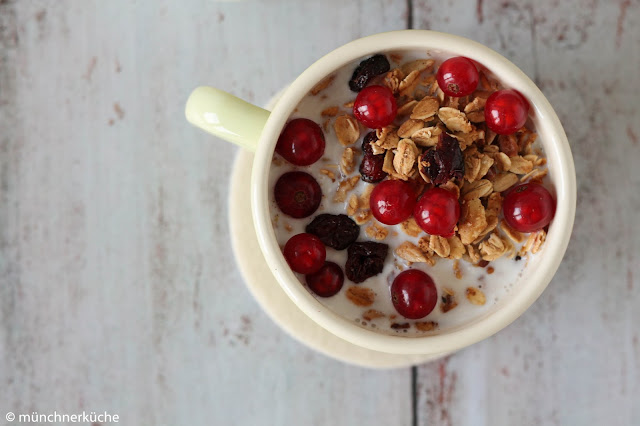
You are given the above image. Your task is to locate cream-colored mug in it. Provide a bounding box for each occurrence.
[185,30,576,355]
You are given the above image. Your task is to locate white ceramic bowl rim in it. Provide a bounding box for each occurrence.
[251,30,576,355]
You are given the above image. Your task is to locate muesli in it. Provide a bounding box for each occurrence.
[269,51,555,335]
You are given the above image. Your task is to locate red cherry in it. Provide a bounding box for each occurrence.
[391,269,438,319]
[503,183,555,233]
[485,89,529,135]
[370,180,416,225]
[436,57,479,97]
[353,85,397,128]
[274,171,322,218]
[414,188,460,237]
[305,262,344,297]
[283,233,326,274]
[513,90,530,110]
[276,118,325,166]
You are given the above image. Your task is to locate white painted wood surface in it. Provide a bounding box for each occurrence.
[0,1,638,425]
[412,1,640,425]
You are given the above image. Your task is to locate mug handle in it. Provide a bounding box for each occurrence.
[185,86,270,152]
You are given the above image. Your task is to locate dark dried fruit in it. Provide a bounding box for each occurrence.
[484,165,497,181]
[390,322,410,329]
[361,131,377,155]
[360,155,388,183]
[498,134,518,157]
[345,241,388,283]
[306,214,359,250]
[419,133,464,185]
[349,54,391,92]
[359,131,388,183]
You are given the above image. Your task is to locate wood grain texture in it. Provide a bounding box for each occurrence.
[0,1,412,425]
[413,1,640,425]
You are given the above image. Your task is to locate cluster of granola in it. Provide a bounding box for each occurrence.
[318,55,548,268]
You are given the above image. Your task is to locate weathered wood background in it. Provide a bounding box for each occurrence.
[0,1,638,425]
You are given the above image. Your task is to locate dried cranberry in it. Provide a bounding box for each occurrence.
[305,214,359,250]
[360,155,388,183]
[349,54,391,92]
[498,134,518,157]
[484,165,497,181]
[359,132,388,183]
[419,133,464,185]
[345,241,388,283]
[361,131,377,155]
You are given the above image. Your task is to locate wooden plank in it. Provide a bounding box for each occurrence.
[0,1,414,425]
[413,1,640,425]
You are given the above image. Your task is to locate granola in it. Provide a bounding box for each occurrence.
[345,286,375,307]
[415,321,439,331]
[393,139,419,178]
[352,54,554,282]
[366,222,389,241]
[340,147,357,175]
[396,241,430,264]
[437,107,473,133]
[441,287,458,312]
[334,114,361,146]
[310,75,335,95]
[333,175,360,202]
[410,97,440,120]
[465,287,486,305]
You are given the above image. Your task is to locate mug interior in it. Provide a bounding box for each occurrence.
[251,30,576,354]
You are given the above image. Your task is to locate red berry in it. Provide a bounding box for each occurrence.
[391,269,438,319]
[353,85,397,128]
[413,188,460,237]
[274,171,322,218]
[370,180,416,225]
[283,233,326,274]
[436,57,479,97]
[276,118,325,166]
[502,183,555,233]
[305,262,344,297]
[485,89,529,135]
